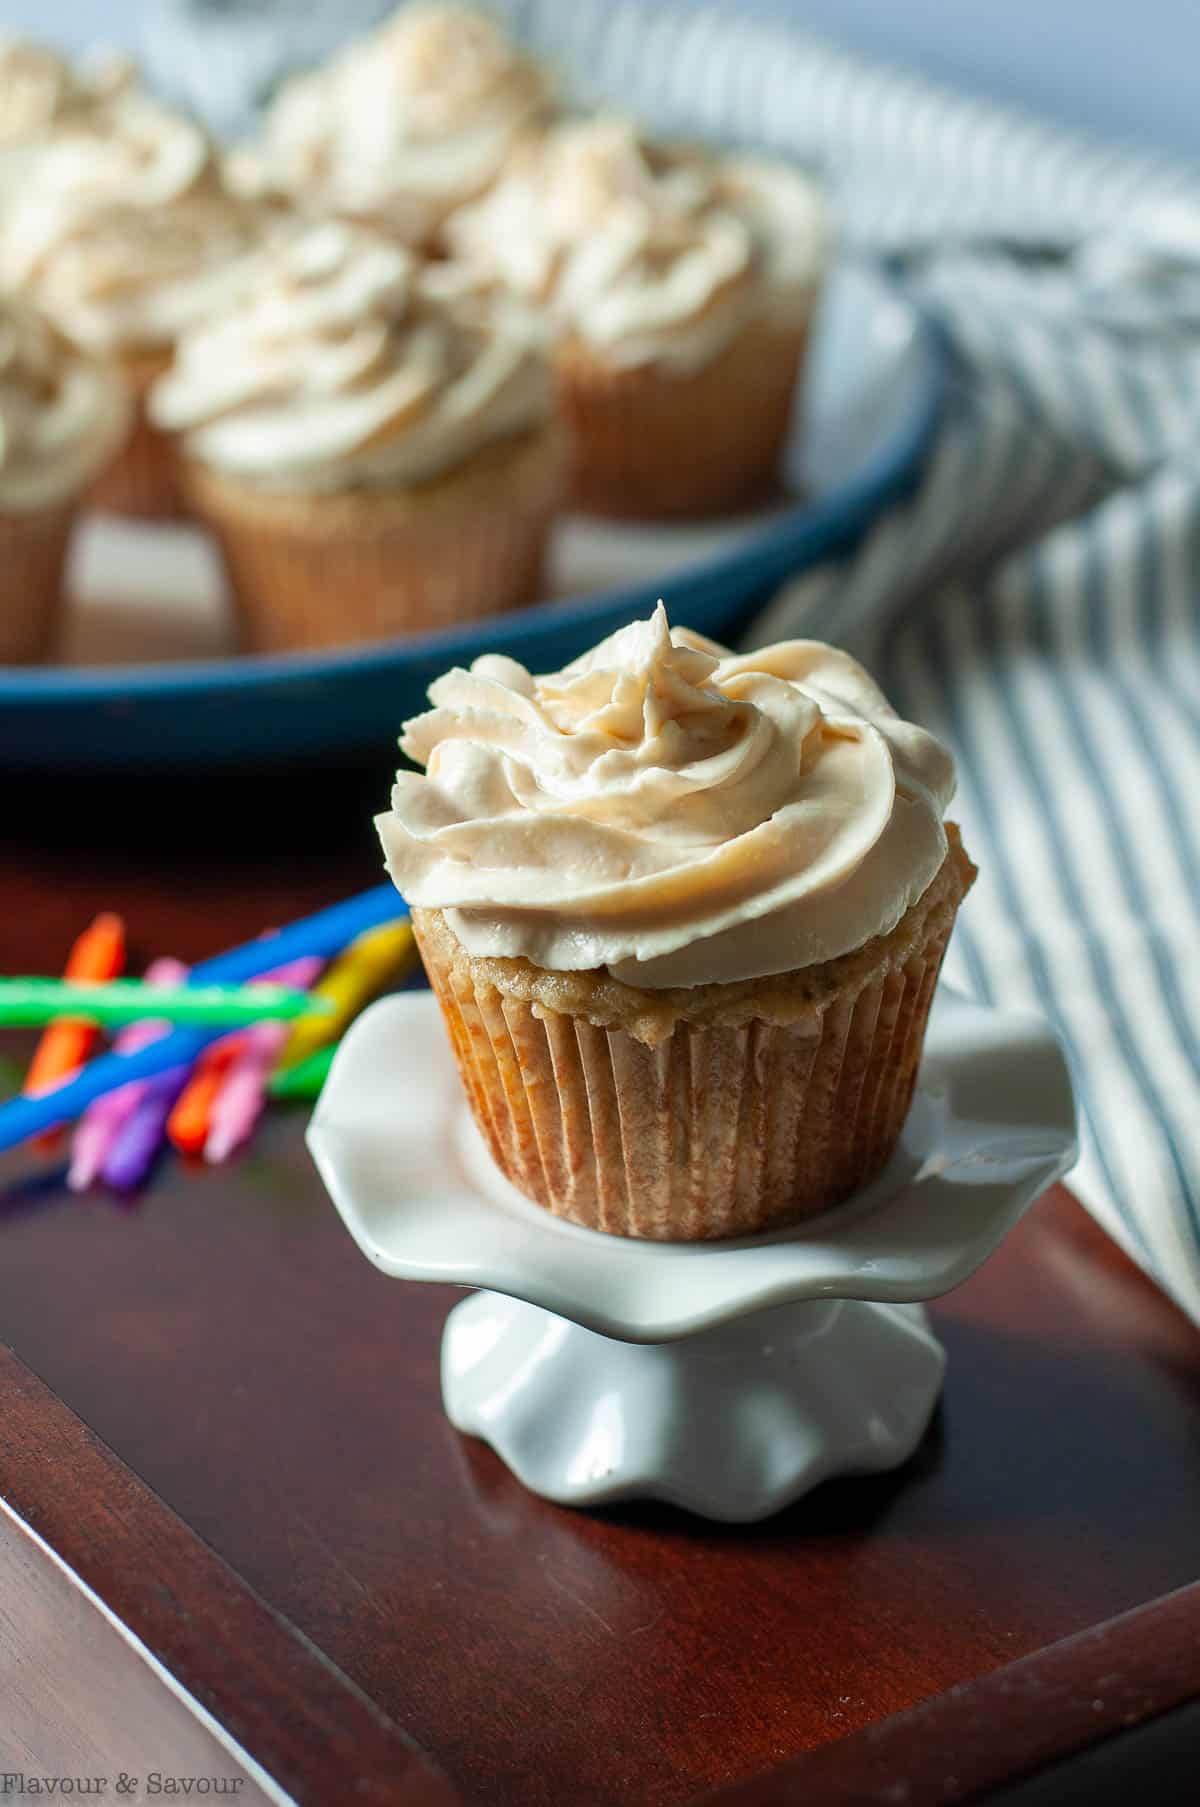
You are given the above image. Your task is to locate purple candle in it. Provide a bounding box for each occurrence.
[67,957,187,1192]
[100,1063,192,1194]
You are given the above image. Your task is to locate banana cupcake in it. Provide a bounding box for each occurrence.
[0,73,268,517]
[377,604,975,1240]
[0,36,129,145]
[446,116,828,517]
[229,3,553,249]
[0,296,129,662]
[149,220,566,653]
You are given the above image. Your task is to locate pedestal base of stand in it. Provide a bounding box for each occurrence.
[310,991,1077,1520]
[441,1291,946,1523]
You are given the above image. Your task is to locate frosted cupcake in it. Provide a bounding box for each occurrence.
[149,221,566,654]
[0,296,130,662]
[446,116,827,517]
[0,37,130,145]
[378,605,975,1240]
[229,4,553,249]
[0,75,267,517]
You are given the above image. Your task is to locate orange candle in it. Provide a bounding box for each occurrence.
[167,1036,247,1157]
[23,913,126,1140]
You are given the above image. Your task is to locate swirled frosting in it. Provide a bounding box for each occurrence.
[0,80,264,354]
[149,220,553,492]
[445,116,827,370]
[231,4,552,243]
[0,297,131,510]
[376,604,956,986]
[0,38,86,143]
[0,38,131,145]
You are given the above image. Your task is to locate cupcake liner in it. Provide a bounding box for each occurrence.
[556,306,815,520]
[413,834,974,1241]
[88,352,183,522]
[178,426,568,654]
[88,399,183,520]
[0,500,76,663]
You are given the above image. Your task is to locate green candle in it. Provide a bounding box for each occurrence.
[0,977,333,1029]
[267,1043,339,1101]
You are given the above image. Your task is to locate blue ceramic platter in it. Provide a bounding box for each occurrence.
[1,260,944,771]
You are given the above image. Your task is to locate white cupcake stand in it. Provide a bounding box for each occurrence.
[308,989,1076,1523]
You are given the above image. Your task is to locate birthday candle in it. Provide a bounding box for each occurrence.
[204,1023,287,1164]
[67,957,187,1192]
[251,955,324,994]
[167,1036,246,1158]
[277,920,415,1071]
[67,1018,164,1192]
[267,1042,338,1102]
[23,912,126,1143]
[95,952,302,1195]
[23,913,127,1095]
[0,883,404,1156]
[172,956,325,1160]
[100,1062,193,1193]
[0,977,330,1028]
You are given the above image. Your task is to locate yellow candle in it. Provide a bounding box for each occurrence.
[276,919,418,1069]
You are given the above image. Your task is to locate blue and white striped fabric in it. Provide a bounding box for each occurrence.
[151,0,1200,1318]
[493,0,1200,1320]
[758,261,1200,1322]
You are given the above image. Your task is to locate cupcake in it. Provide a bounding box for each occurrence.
[377,604,975,1240]
[0,72,268,517]
[229,3,553,250]
[446,116,828,517]
[149,220,566,654]
[0,296,130,662]
[0,36,130,146]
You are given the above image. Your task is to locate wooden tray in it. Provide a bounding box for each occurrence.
[2,763,1199,1805]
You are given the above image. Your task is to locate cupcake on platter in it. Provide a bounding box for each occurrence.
[149,220,566,654]
[0,69,268,517]
[377,604,975,1240]
[446,116,828,517]
[0,295,130,662]
[229,3,553,250]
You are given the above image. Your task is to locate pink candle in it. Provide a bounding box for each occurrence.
[67,957,187,1192]
[203,956,324,1165]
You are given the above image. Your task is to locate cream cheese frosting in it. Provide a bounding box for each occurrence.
[445,116,827,370]
[0,38,89,143]
[377,603,956,987]
[0,79,265,355]
[230,3,552,243]
[149,220,553,492]
[0,297,131,511]
[0,38,131,146]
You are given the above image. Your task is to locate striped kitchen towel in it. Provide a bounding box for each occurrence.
[755,259,1200,1320]
[150,0,1200,1319]
[502,0,1200,1322]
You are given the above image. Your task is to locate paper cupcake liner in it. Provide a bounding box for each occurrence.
[556,306,815,520]
[88,354,183,522]
[179,426,568,655]
[0,500,76,663]
[413,838,972,1241]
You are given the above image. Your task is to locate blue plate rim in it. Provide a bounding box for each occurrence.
[0,259,947,707]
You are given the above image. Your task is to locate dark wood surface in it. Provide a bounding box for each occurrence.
[3,766,1200,1805]
[0,1350,456,1805]
[710,1578,1200,1805]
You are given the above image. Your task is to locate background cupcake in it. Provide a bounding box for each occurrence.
[446,116,828,517]
[0,70,268,518]
[150,219,566,653]
[378,605,974,1240]
[0,36,132,147]
[228,3,554,250]
[0,296,130,662]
